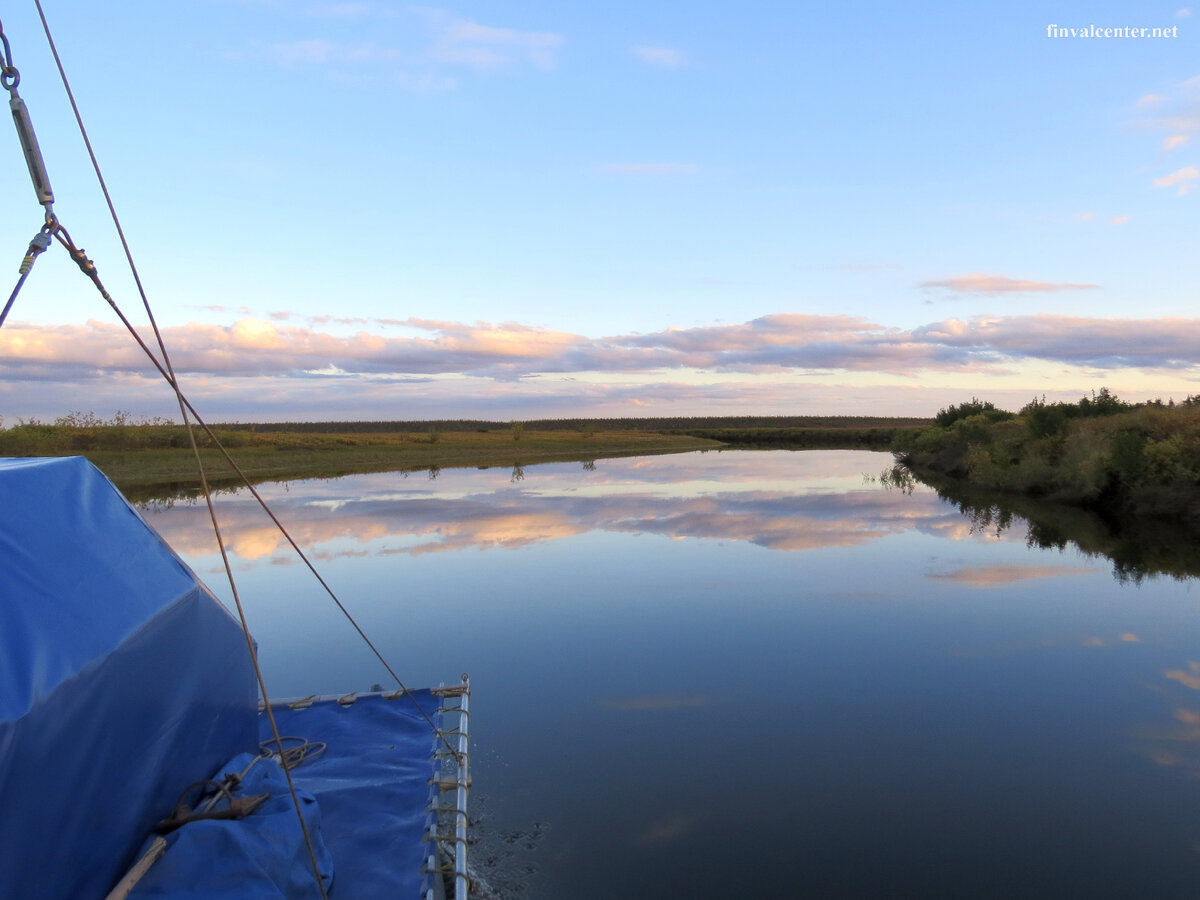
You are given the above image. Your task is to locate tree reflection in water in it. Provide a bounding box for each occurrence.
[895,462,1200,583]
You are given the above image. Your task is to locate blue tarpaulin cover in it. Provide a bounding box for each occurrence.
[0,457,258,899]
[125,752,336,899]
[265,693,443,899]
[124,692,443,898]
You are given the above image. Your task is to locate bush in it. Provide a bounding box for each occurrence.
[934,398,1014,428]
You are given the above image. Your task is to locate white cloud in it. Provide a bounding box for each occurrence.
[632,45,686,69]
[1163,134,1190,151]
[920,273,1099,294]
[1177,8,1193,19]
[431,18,564,71]
[1153,165,1199,195]
[254,7,563,87]
[1110,215,1132,225]
[7,313,1200,395]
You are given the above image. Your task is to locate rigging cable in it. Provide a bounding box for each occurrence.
[1,14,54,327]
[26,2,459,767]
[27,4,456,762]
[17,5,330,896]
[1,225,51,327]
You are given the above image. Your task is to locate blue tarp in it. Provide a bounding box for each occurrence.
[0,457,258,899]
[124,692,444,898]
[0,458,451,898]
[125,752,335,899]
[266,693,444,899]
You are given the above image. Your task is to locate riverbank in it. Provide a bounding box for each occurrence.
[0,424,722,498]
[0,414,929,497]
[893,393,1200,525]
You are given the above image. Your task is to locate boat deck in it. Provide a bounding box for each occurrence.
[262,682,471,899]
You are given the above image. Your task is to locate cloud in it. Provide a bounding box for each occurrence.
[1153,165,1199,195]
[9,312,1200,422]
[430,17,564,71]
[1110,215,1132,225]
[1166,662,1200,691]
[911,314,1200,368]
[251,6,563,87]
[920,273,1100,294]
[597,163,700,175]
[1074,212,1095,222]
[146,459,950,565]
[632,45,686,69]
[1178,8,1193,18]
[1133,75,1200,144]
[7,312,1200,388]
[927,565,1097,587]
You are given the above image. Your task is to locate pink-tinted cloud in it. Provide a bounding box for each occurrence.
[1165,661,1200,691]
[5,312,1200,394]
[1153,165,1199,195]
[146,461,947,570]
[928,564,1097,588]
[920,273,1099,294]
[912,314,1200,368]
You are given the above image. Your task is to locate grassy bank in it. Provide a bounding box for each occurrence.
[0,413,933,498]
[0,421,721,496]
[893,392,1200,523]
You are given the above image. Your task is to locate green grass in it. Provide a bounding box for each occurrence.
[0,413,935,500]
[0,423,722,497]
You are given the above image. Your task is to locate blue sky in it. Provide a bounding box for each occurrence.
[0,1,1197,421]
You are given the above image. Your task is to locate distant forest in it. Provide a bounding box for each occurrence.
[214,415,931,434]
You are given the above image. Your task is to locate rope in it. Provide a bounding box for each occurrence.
[8,12,466,894]
[28,5,458,766]
[260,736,328,771]
[23,3,335,893]
[49,223,454,755]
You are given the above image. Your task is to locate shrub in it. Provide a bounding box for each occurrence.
[934,398,1014,428]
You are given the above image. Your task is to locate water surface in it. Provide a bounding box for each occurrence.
[143,450,1200,898]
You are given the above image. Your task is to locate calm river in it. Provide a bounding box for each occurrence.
[143,449,1200,898]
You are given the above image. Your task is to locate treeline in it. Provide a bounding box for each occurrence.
[675,424,923,449]
[212,415,930,434]
[0,410,930,457]
[894,390,1200,522]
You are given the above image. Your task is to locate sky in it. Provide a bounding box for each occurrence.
[0,0,1197,423]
